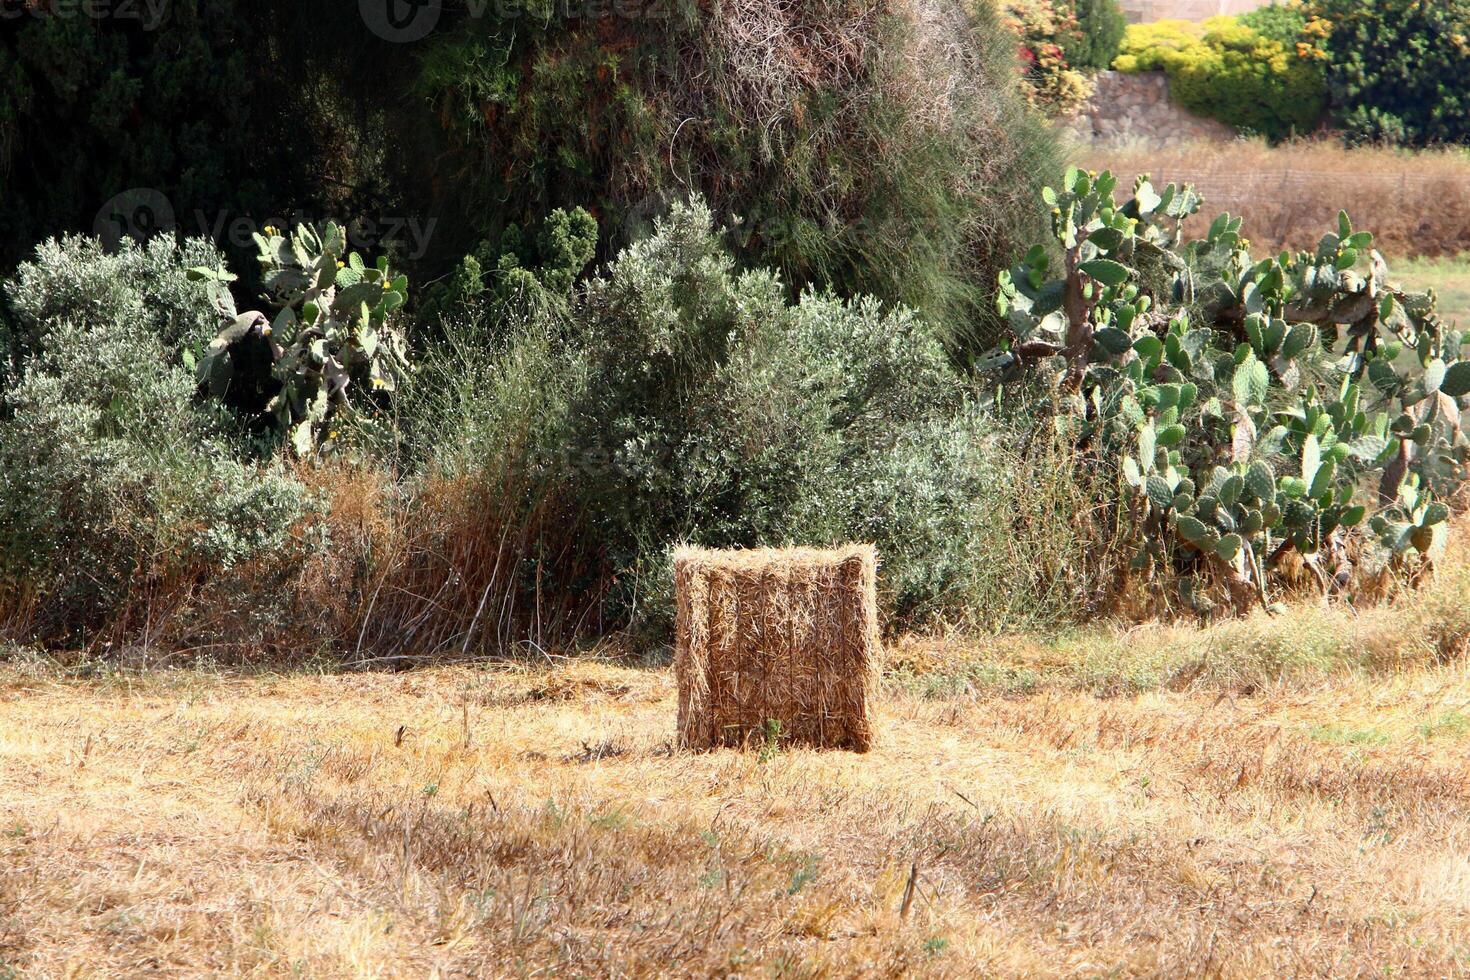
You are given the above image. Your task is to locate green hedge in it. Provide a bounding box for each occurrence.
[1311,0,1470,146]
[1061,0,1128,71]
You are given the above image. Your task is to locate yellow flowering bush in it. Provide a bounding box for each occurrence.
[1113,14,1326,140]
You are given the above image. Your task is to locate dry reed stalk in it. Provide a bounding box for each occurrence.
[674,544,881,751]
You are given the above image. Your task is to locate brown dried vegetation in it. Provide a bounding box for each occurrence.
[8,545,1470,975]
[1080,137,1470,257]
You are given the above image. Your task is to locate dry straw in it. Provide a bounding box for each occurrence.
[673,544,882,752]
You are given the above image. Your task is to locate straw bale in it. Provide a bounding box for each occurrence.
[673,544,881,751]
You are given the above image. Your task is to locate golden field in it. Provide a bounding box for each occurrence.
[1078,138,1470,259]
[7,531,1470,977]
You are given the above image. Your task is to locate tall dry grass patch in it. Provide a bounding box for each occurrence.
[1079,138,1470,257]
[349,471,604,664]
[266,463,609,666]
[34,460,611,667]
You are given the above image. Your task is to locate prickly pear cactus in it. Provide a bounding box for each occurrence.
[189,222,410,455]
[988,167,1464,614]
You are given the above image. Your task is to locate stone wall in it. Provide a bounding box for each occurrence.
[1118,0,1269,21]
[1067,71,1236,145]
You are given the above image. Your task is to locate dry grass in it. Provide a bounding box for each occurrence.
[67,461,609,668]
[9,527,1470,976]
[1077,137,1470,258]
[1397,254,1470,328]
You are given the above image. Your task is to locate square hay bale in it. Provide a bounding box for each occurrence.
[673,544,881,752]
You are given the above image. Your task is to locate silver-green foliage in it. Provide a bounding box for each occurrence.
[987,167,1462,612]
[0,235,306,640]
[558,198,1080,628]
[1,234,223,389]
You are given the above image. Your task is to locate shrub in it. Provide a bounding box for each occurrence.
[4,0,1061,368]
[985,168,1462,616]
[571,199,1123,630]
[1169,19,1326,140]
[1309,0,1470,147]
[1060,0,1128,71]
[0,235,222,392]
[1112,19,1204,73]
[421,208,598,329]
[1114,16,1326,140]
[561,198,998,627]
[394,198,1112,642]
[1003,0,1094,116]
[0,236,306,643]
[411,0,1061,355]
[3,0,1060,359]
[689,318,1106,626]
[332,310,596,660]
[1238,1,1310,46]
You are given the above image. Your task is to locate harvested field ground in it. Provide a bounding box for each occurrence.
[8,532,1470,979]
[1077,138,1470,258]
[1397,254,1470,327]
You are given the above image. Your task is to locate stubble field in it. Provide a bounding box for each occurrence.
[6,585,1470,977]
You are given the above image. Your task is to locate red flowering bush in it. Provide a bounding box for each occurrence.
[1003,0,1093,116]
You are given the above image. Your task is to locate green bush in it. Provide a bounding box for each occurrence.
[1170,19,1326,139]
[412,198,1109,635]
[1061,0,1128,71]
[1310,0,1470,146]
[563,198,995,626]
[411,0,1061,355]
[1238,2,1310,45]
[421,208,598,328]
[0,236,306,642]
[1,235,222,391]
[1114,16,1326,140]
